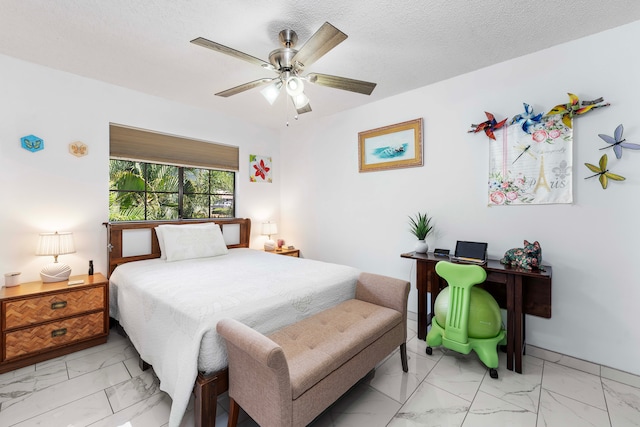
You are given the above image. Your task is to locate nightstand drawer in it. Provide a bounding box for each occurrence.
[3,287,105,329]
[4,311,105,360]
[280,250,299,257]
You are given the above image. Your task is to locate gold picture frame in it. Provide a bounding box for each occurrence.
[358,118,423,172]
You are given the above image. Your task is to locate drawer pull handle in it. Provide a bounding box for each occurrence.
[51,301,67,310]
[51,328,67,338]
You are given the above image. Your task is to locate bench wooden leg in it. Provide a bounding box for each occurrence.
[227,397,240,427]
[400,343,408,372]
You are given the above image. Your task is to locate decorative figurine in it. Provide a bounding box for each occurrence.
[500,240,542,270]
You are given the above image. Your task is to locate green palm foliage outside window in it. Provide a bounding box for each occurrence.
[109,159,235,221]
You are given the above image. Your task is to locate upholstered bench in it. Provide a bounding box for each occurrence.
[217,272,410,427]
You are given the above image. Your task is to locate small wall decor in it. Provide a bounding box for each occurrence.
[69,141,88,157]
[467,112,507,140]
[358,118,423,172]
[509,103,543,134]
[598,124,640,159]
[250,154,272,183]
[21,134,44,152]
[584,154,625,189]
[547,93,609,128]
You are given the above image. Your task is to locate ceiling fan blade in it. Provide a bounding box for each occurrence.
[307,73,376,95]
[296,102,312,115]
[215,78,274,97]
[291,22,347,69]
[191,37,275,71]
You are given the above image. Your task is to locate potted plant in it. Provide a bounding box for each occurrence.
[409,212,434,253]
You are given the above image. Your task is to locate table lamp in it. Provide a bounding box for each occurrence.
[262,222,278,251]
[36,231,76,282]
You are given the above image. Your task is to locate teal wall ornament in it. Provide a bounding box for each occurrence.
[21,135,44,152]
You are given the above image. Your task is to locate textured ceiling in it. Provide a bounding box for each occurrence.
[2,0,640,129]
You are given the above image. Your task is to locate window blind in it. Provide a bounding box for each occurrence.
[109,124,239,171]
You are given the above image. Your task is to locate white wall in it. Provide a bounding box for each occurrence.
[280,21,640,375]
[0,54,281,284]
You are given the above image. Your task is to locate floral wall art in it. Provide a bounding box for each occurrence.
[249,154,272,183]
[469,94,610,205]
[488,112,573,205]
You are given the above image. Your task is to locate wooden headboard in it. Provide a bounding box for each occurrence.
[105,218,251,277]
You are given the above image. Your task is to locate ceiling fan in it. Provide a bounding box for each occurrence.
[190,22,377,116]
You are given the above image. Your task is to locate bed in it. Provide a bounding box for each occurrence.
[106,219,360,427]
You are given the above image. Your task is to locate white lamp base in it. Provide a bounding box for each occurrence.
[40,263,72,283]
[264,239,276,251]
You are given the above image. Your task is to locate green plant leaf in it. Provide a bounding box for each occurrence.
[408,212,434,240]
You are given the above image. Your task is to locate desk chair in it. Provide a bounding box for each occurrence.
[426,261,506,378]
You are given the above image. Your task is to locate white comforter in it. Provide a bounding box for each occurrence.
[109,248,359,427]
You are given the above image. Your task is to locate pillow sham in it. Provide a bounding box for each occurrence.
[156,223,228,261]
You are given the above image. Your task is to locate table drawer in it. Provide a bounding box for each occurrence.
[4,311,105,360]
[3,287,104,329]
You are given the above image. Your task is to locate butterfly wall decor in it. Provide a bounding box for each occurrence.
[21,135,44,153]
[69,141,88,157]
[547,93,610,128]
[468,111,508,140]
[598,124,640,159]
[584,154,625,189]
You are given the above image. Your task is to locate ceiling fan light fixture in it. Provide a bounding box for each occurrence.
[285,76,304,96]
[292,93,310,109]
[260,80,283,105]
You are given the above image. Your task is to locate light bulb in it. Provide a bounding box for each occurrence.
[285,76,304,96]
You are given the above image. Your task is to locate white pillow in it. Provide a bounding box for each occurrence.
[157,223,228,261]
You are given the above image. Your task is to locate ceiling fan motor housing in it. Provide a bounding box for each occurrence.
[268,47,298,72]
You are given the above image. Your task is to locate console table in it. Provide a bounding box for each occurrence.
[401,252,552,373]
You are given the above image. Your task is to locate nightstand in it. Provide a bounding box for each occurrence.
[0,273,109,374]
[268,248,300,257]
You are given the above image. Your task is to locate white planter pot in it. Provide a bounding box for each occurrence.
[414,240,429,253]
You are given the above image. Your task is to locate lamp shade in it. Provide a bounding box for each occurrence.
[36,232,76,257]
[261,222,278,236]
[260,80,283,105]
[292,93,310,109]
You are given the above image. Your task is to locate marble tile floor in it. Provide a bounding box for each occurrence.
[1,322,639,427]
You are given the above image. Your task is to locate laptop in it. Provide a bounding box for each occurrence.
[450,241,488,265]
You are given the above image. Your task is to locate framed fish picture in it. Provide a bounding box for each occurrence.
[358,118,423,172]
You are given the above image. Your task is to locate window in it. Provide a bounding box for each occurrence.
[109,159,235,221]
[108,123,239,222]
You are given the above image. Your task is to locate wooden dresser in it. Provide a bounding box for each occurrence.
[0,273,109,373]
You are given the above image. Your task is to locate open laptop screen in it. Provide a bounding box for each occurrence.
[454,241,488,262]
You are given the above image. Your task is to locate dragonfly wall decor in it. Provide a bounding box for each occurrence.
[584,154,625,189]
[598,124,640,159]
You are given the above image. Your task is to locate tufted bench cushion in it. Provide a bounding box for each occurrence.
[268,299,402,399]
[217,272,410,427]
